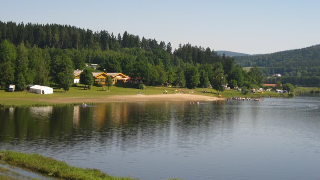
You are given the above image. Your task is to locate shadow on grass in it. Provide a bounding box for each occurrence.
[53,91,66,93]
[115,83,137,89]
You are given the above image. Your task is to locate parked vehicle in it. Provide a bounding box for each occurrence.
[8,85,15,92]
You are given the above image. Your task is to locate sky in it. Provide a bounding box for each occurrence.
[1,0,320,54]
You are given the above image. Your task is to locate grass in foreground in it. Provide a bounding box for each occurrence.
[0,151,136,180]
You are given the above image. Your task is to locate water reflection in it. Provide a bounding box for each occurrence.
[0,102,230,149]
[1,97,320,180]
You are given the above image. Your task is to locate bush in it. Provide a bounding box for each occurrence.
[242,87,248,95]
[288,92,295,97]
[283,83,294,93]
[138,83,146,90]
[71,83,78,87]
[95,83,103,87]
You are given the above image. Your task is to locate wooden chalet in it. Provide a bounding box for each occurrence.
[74,70,129,85]
[93,72,109,85]
[93,72,129,85]
[107,73,129,84]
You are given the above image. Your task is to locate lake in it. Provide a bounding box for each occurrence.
[1,95,320,180]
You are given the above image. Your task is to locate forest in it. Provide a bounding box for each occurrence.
[234,45,320,86]
[0,21,265,91]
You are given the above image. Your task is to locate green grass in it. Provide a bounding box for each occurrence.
[0,84,162,107]
[295,86,320,93]
[0,151,136,180]
[215,89,287,99]
[0,84,286,107]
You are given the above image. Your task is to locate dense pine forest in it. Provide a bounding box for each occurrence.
[0,21,285,91]
[234,45,320,86]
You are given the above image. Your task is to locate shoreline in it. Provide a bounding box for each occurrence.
[43,94,224,103]
[0,94,225,107]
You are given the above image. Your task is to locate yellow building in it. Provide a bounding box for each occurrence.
[107,73,129,84]
[74,70,129,85]
[93,72,129,85]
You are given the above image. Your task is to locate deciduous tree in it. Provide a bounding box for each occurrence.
[185,66,199,89]
[80,68,93,89]
[106,75,113,91]
[211,63,226,94]
[283,83,294,93]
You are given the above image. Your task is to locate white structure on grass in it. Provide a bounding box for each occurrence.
[29,85,53,94]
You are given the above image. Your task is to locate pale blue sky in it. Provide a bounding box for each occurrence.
[1,0,319,54]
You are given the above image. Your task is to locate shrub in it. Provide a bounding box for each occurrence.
[242,87,248,95]
[138,83,146,90]
[95,83,103,87]
[288,92,295,97]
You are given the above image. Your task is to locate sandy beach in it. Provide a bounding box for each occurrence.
[36,94,224,104]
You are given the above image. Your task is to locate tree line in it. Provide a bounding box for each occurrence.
[264,76,320,87]
[0,21,264,92]
[234,44,320,86]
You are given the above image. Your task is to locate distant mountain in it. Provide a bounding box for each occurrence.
[234,44,320,77]
[216,51,250,57]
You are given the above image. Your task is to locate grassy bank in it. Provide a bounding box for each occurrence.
[0,151,136,180]
[215,90,287,99]
[0,151,181,180]
[295,87,320,94]
[0,84,286,107]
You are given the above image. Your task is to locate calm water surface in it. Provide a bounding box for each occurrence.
[0,95,320,180]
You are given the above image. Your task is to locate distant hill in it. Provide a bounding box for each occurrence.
[234,44,320,77]
[216,51,250,57]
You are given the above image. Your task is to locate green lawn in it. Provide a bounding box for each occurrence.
[0,84,287,107]
[0,85,190,106]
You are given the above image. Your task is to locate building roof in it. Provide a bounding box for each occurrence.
[92,72,107,77]
[30,85,53,90]
[107,72,129,78]
[76,71,129,79]
[263,84,279,87]
[107,73,120,76]
[74,70,83,76]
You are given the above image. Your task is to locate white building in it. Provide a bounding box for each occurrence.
[29,85,53,94]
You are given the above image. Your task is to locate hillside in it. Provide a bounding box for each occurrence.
[216,50,250,57]
[234,44,320,77]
